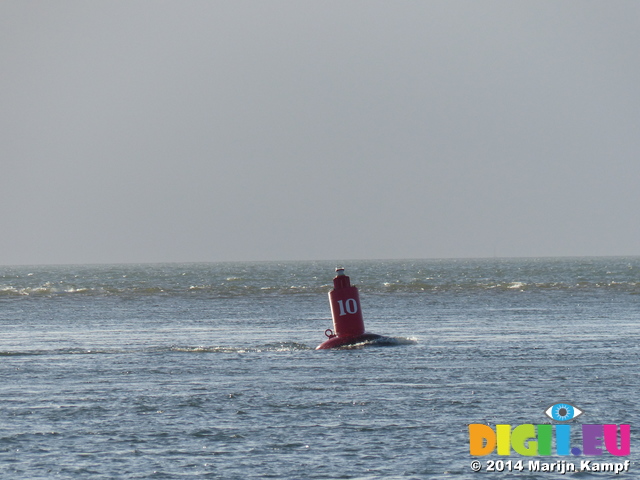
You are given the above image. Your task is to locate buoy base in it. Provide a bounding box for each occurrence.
[315,333,383,350]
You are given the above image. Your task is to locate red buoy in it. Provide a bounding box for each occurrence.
[316,268,382,349]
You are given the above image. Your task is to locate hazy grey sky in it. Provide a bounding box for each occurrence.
[2,1,639,265]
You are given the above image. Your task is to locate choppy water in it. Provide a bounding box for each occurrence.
[1,258,639,479]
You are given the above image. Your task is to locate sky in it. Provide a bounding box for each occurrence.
[2,1,639,265]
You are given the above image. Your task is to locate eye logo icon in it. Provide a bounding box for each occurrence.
[544,403,584,422]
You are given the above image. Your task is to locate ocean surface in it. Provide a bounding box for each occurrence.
[1,257,639,479]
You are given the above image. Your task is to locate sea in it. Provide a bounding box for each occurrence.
[1,257,639,479]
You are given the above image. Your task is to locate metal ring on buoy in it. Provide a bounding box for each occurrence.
[324,329,335,338]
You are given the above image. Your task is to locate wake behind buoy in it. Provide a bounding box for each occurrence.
[316,268,383,349]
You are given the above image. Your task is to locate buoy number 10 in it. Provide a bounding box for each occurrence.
[337,298,358,316]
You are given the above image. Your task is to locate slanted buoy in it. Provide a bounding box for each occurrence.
[316,267,382,349]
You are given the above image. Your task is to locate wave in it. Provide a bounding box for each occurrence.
[0,339,424,356]
[334,336,418,349]
[0,282,334,298]
[169,342,313,353]
[375,280,640,294]
[2,280,640,298]
[0,343,314,357]
[2,258,640,298]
